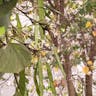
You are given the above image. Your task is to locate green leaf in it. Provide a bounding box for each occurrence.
[0,43,31,73]
[0,0,3,5]
[0,26,5,36]
[38,0,45,20]
[0,13,10,30]
[14,88,22,96]
[54,48,66,78]
[18,70,26,96]
[34,24,39,47]
[34,62,40,96]
[38,0,45,39]
[16,13,22,32]
[39,25,44,39]
[0,0,18,17]
[14,91,22,96]
[38,59,43,96]
[46,63,57,96]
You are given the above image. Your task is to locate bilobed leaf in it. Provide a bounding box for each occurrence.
[0,43,31,73]
[0,26,5,36]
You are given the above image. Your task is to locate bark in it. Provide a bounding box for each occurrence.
[85,74,92,96]
[85,39,96,96]
[64,55,77,96]
[59,0,64,24]
[54,0,60,12]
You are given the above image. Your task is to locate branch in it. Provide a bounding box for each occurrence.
[47,0,55,8]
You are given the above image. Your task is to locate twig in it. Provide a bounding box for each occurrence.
[0,75,12,86]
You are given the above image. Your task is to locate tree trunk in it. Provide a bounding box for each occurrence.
[57,0,77,96]
[85,39,96,96]
[66,72,77,96]
[64,55,77,96]
[85,74,92,96]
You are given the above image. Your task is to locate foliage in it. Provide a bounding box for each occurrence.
[0,0,96,96]
[0,43,31,73]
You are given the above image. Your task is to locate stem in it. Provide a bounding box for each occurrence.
[14,74,20,90]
